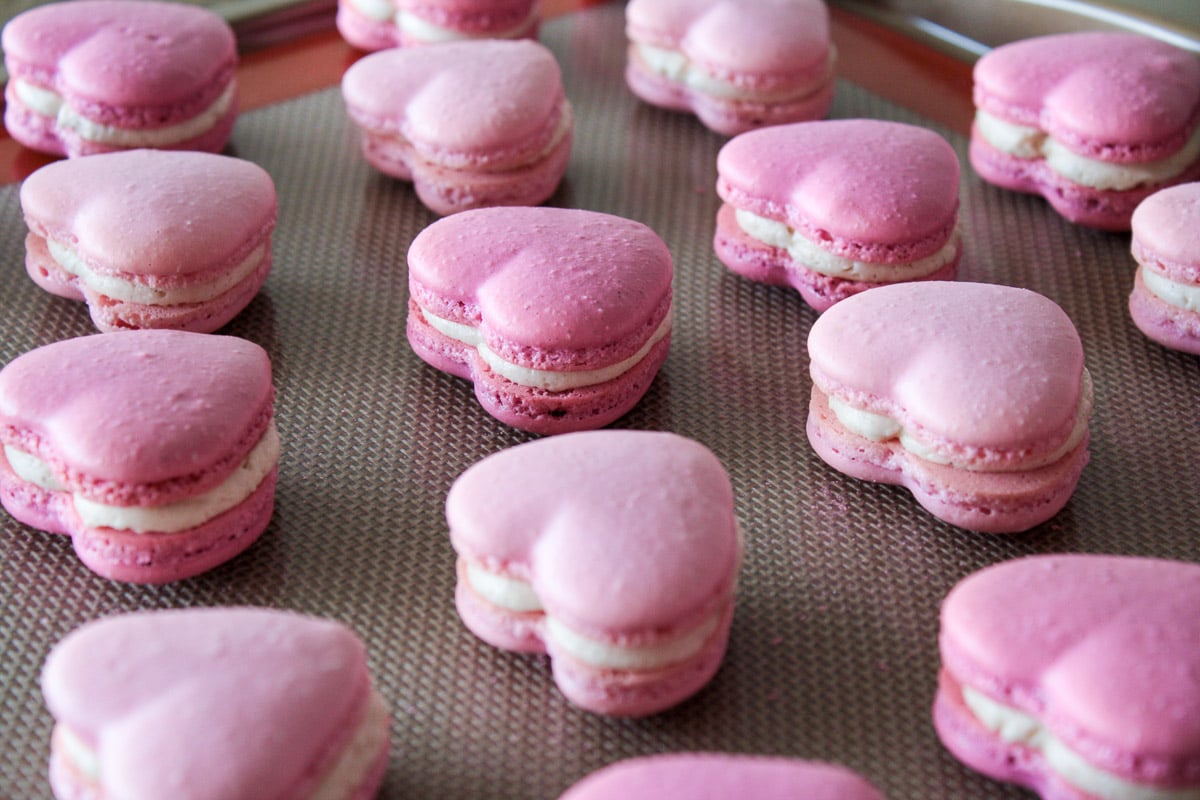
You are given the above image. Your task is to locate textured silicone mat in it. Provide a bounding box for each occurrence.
[2,4,1199,799]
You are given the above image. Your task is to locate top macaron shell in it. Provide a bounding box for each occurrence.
[1132,181,1200,280]
[2,0,238,157]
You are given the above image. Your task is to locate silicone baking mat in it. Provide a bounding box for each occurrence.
[1,4,1198,798]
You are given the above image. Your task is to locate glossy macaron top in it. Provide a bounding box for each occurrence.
[341,39,565,161]
[42,607,372,800]
[20,150,276,277]
[408,206,672,355]
[2,0,236,108]
[1132,181,1200,276]
[940,554,1200,776]
[558,754,886,800]
[0,330,272,496]
[717,119,960,259]
[447,430,738,636]
[626,0,831,80]
[808,282,1084,462]
[973,32,1200,161]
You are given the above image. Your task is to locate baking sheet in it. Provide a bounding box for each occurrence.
[2,4,1199,798]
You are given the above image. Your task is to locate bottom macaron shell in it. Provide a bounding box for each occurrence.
[806,388,1089,533]
[714,204,961,312]
[360,126,572,216]
[1128,268,1200,355]
[407,301,670,434]
[969,131,1200,232]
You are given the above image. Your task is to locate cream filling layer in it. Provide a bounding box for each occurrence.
[1140,265,1200,312]
[962,687,1200,800]
[420,307,671,391]
[826,369,1092,472]
[465,562,723,671]
[975,110,1200,191]
[636,43,833,102]
[396,9,536,41]
[14,79,235,148]
[735,208,960,281]
[46,238,267,306]
[4,419,279,534]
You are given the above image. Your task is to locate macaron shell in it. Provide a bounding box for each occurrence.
[1131,182,1200,278]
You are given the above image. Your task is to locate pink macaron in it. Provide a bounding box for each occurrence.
[337,0,539,52]
[715,119,962,311]
[448,430,741,716]
[934,554,1200,800]
[341,38,572,216]
[42,607,390,800]
[970,32,1200,231]
[806,281,1092,533]
[1,0,239,158]
[0,330,279,583]
[1129,182,1200,354]
[625,0,835,136]
[20,149,277,333]
[558,754,887,799]
[407,206,673,434]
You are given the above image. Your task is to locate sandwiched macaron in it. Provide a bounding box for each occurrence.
[341,39,572,216]
[448,431,741,716]
[716,119,961,311]
[1129,182,1200,354]
[806,281,1092,533]
[42,607,391,800]
[20,149,277,333]
[970,32,1200,231]
[406,206,673,434]
[338,0,539,52]
[0,330,279,583]
[625,0,835,136]
[557,754,887,799]
[935,554,1200,800]
[1,0,239,158]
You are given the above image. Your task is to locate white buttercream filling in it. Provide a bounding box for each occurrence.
[14,79,235,147]
[465,561,723,671]
[1140,265,1200,312]
[735,208,960,281]
[420,307,671,391]
[54,725,100,783]
[396,9,535,42]
[826,369,1092,472]
[45,239,266,306]
[636,43,833,102]
[975,110,1200,191]
[962,687,1200,800]
[348,0,392,21]
[5,419,279,534]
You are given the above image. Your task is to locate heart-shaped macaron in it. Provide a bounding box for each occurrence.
[447,430,740,716]
[558,754,887,799]
[407,206,673,434]
[625,0,835,135]
[41,607,390,800]
[342,39,572,215]
[806,281,1091,532]
[970,32,1200,230]
[1,0,238,158]
[935,554,1200,800]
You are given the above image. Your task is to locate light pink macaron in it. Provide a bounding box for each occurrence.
[448,430,741,716]
[337,0,539,51]
[0,330,279,583]
[407,206,673,434]
[1129,182,1200,354]
[806,281,1092,533]
[42,607,391,800]
[934,554,1200,800]
[1,0,239,158]
[20,149,277,333]
[625,0,836,136]
[970,32,1200,231]
[341,38,572,216]
[558,754,887,799]
[716,119,962,311]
